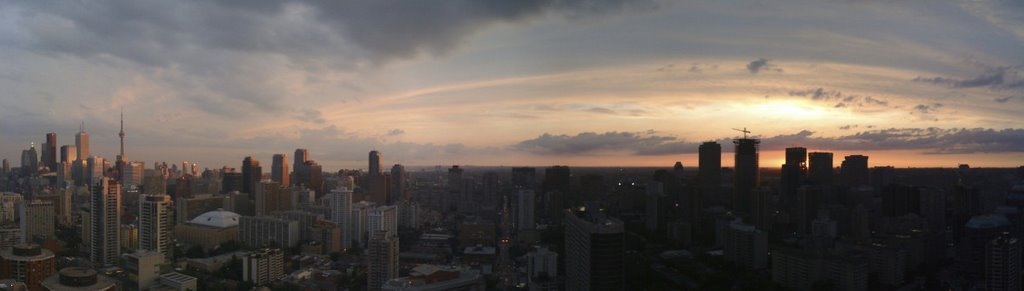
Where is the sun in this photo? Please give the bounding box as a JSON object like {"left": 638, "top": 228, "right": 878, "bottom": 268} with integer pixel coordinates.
{"left": 752, "top": 101, "right": 828, "bottom": 119}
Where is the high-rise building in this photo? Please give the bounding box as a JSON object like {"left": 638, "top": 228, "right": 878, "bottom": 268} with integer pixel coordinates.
{"left": 780, "top": 147, "right": 806, "bottom": 205}
{"left": 255, "top": 181, "right": 291, "bottom": 216}
{"left": 352, "top": 201, "right": 376, "bottom": 247}
{"left": 19, "top": 200, "right": 54, "bottom": 243}
{"left": 733, "top": 138, "right": 759, "bottom": 214}
{"left": 238, "top": 216, "right": 300, "bottom": 248}
{"left": 330, "top": 187, "right": 353, "bottom": 249}
{"left": 44, "top": 133, "right": 57, "bottom": 170}
{"left": 292, "top": 149, "right": 309, "bottom": 187}
{"left": 60, "top": 145, "right": 76, "bottom": 164}
{"left": 85, "top": 156, "right": 105, "bottom": 186}
{"left": 808, "top": 152, "right": 834, "bottom": 187}
{"left": 698, "top": 141, "right": 722, "bottom": 200}
{"left": 20, "top": 144, "right": 38, "bottom": 176}
{"left": 123, "top": 161, "right": 144, "bottom": 188}
{"left": 447, "top": 166, "right": 464, "bottom": 212}
{"left": 390, "top": 164, "right": 407, "bottom": 202}
{"left": 295, "top": 160, "right": 324, "bottom": 195}
{"left": 722, "top": 219, "right": 768, "bottom": 270}
{"left": 986, "top": 234, "right": 1020, "bottom": 291}
{"left": 369, "top": 150, "right": 382, "bottom": 176}
{"left": 242, "top": 156, "right": 262, "bottom": 195}
{"left": 881, "top": 184, "right": 920, "bottom": 218}
{"left": 564, "top": 208, "right": 625, "bottom": 291}
{"left": 242, "top": 248, "right": 285, "bottom": 286}
{"left": 120, "top": 224, "right": 139, "bottom": 251}
{"left": 221, "top": 168, "right": 243, "bottom": 194}
{"left": 90, "top": 178, "right": 121, "bottom": 267}
{"left": 368, "top": 205, "right": 398, "bottom": 238}
{"left": 271, "top": 154, "right": 289, "bottom": 187}
{"left": 512, "top": 167, "right": 537, "bottom": 191}
{"left": 840, "top": 155, "right": 869, "bottom": 188}
{"left": 398, "top": 200, "right": 419, "bottom": 228}
{"left": 517, "top": 190, "right": 536, "bottom": 231}
{"left": 961, "top": 214, "right": 1012, "bottom": 280}
{"left": 139, "top": 194, "right": 173, "bottom": 266}
{"left": 367, "top": 230, "right": 399, "bottom": 291}
{"left": 75, "top": 122, "right": 89, "bottom": 161}
{"left": 0, "top": 243, "right": 56, "bottom": 291}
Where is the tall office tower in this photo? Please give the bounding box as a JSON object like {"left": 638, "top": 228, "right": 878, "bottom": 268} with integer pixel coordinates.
{"left": 807, "top": 152, "right": 834, "bottom": 187}
{"left": 840, "top": 155, "right": 869, "bottom": 188}
{"left": 780, "top": 147, "right": 807, "bottom": 205}
{"left": 986, "top": 234, "right": 1020, "bottom": 291}
{"left": 446, "top": 166, "right": 464, "bottom": 211}
{"left": 881, "top": 184, "right": 921, "bottom": 218}
{"left": 645, "top": 182, "right": 663, "bottom": 233}
{"left": 368, "top": 205, "right": 398, "bottom": 238}
{"left": 238, "top": 216, "right": 300, "bottom": 248}
{"left": 76, "top": 122, "right": 89, "bottom": 161}
{"left": 0, "top": 244, "right": 56, "bottom": 291}
{"left": 44, "top": 133, "right": 57, "bottom": 170}
{"left": 21, "top": 144, "right": 38, "bottom": 176}
{"left": 60, "top": 145, "right": 76, "bottom": 164}
{"left": 512, "top": 167, "right": 537, "bottom": 191}
{"left": 1, "top": 159, "right": 8, "bottom": 177}
{"left": 255, "top": 182, "right": 291, "bottom": 216}
{"left": 85, "top": 156, "right": 105, "bottom": 186}
{"left": 542, "top": 165, "right": 571, "bottom": 201}
{"left": 242, "top": 248, "right": 285, "bottom": 286}
{"left": 564, "top": 208, "right": 625, "bottom": 291}
{"left": 20, "top": 200, "right": 55, "bottom": 243}
{"left": 527, "top": 246, "right": 559, "bottom": 290}
{"left": 329, "top": 187, "right": 353, "bottom": 249}
{"left": 271, "top": 154, "right": 289, "bottom": 186}
{"left": 961, "top": 214, "right": 1012, "bottom": 280}
{"left": 390, "top": 164, "right": 407, "bottom": 202}
{"left": 368, "top": 150, "right": 382, "bottom": 176}
{"left": 242, "top": 156, "right": 262, "bottom": 195}
{"left": 292, "top": 149, "right": 309, "bottom": 186}
{"left": 367, "top": 230, "right": 399, "bottom": 291}
{"left": 733, "top": 138, "right": 759, "bottom": 214}
{"left": 482, "top": 172, "right": 499, "bottom": 206}
{"left": 352, "top": 201, "right": 376, "bottom": 247}
{"left": 306, "top": 160, "right": 324, "bottom": 196}
{"left": 139, "top": 194, "right": 172, "bottom": 265}
{"left": 750, "top": 188, "right": 773, "bottom": 232}
{"left": 221, "top": 168, "right": 243, "bottom": 194}
{"left": 517, "top": 190, "right": 536, "bottom": 231}
{"left": 397, "top": 200, "right": 419, "bottom": 228}
{"left": 698, "top": 141, "right": 722, "bottom": 205}
{"left": 870, "top": 166, "right": 896, "bottom": 190}
{"left": 796, "top": 186, "right": 823, "bottom": 235}
{"left": 723, "top": 219, "right": 768, "bottom": 270}
{"left": 90, "top": 178, "right": 121, "bottom": 267}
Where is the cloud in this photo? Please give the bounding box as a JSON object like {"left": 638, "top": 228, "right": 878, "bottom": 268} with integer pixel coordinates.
{"left": 995, "top": 96, "right": 1017, "bottom": 103}
{"left": 788, "top": 87, "right": 891, "bottom": 109}
{"left": 913, "top": 103, "right": 943, "bottom": 114}
{"left": 513, "top": 127, "right": 1024, "bottom": 156}
{"left": 386, "top": 128, "right": 405, "bottom": 136}
{"left": 913, "top": 65, "right": 1024, "bottom": 90}
{"left": 746, "top": 58, "right": 782, "bottom": 74}
{"left": 294, "top": 108, "right": 326, "bottom": 124}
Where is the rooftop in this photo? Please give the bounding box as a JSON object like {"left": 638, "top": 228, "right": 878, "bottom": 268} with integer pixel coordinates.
{"left": 189, "top": 209, "right": 240, "bottom": 228}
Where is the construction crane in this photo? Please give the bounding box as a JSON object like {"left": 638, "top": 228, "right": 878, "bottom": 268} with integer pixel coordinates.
{"left": 733, "top": 127, "right": 751, "bottom": 138}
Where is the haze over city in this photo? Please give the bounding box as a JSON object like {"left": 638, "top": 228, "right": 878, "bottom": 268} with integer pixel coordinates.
{"left": 2, "top": 0, "right": 1023, "bottom": 169}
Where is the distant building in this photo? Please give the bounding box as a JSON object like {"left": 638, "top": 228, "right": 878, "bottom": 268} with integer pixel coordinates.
{"left": 139, "top": 194, "right": 173, "bottom": 265}
{"left": 985, "top": 234, "right": 1020, "bottom": 291}
{"left": 382, "top": 264, "right": 485, "bottom": 291}
{"left": 808, "top": 152, "right": 834, "bottom": 188}
{"left": 368, "top": 230, "right": 399, "bottom": 291}
{"left": 564, "top": 207, "right": 624, "bottom": 291}
{"left": 960, "top": 214, "right": 1011, "bottom": 279}
{"left": 89, "top": 178, "right": 121, "bottom": 268}
{"left": 733, "top": 138, "right": 759, "bottom": 214}
{"left": 0, "top": 244, "right": 55, "bottom": 291}
{"left": 41, "top": 267, "right": 117, "bottom": 291}
{"left": 242, "top": 249, "right": 285, "bottom": 286}
{"left": 329, "top": 187, "right": 353, "bottom": 249}
{"left": 255, "top": 181, "right": 290, "bottom": 216}
{"left": 174, "top": 209, "right": 240, "bottom": 250}
{"left": 158, "top": 272, "right": 198, "bottom": 291}
{"left": 271, "top": 154, "right": 289, "bottom": 187}
{"left": 239, "top": 216, "right": 300, "bottom": 248}
{"left": 368, "top": 206, "right": 398, "bottom": 240}
{"left": 19, "top": 200, "right": 54, "bottom": 243}
{"left": 242, "top": 156, "right": 262, "bottom": 195}
{"left": 722, "top": 219, "right": 767, "bottom": 270}
{"left": 526, "top": 246, "right": 558, "bottom": 291}
{"left": 122, "top": 250, "right": 162, "bottom": 290}
{"left": 840, "top": 155, "right": 869, "bottom": 188}
{"left": 517, "top": 190, "right": 536, "bottom": 231}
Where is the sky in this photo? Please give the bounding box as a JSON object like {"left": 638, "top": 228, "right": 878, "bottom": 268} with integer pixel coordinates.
{"left": 1, "top": 0, "right": 1023, "bottom": 170}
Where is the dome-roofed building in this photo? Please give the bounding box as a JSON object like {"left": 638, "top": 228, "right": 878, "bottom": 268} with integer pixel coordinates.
{"left": 175, "top": 209, "right": 240, "bottom": 250}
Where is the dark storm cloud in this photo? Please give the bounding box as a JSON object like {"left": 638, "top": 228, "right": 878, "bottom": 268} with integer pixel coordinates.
{"left": 513, "top": 128, "right": 1024, "bottom": 155}
{"left": 746, "top": 58, "right": 782, "bottom": 74}
{"left": 913, "top": 66, "right": 1024, "bottom": 90}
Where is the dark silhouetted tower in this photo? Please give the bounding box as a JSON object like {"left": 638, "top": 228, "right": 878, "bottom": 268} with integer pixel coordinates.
{"left": 271, "top": 154, "right": 289, "bottom": 186}
{"left": 368, "top": 151, "right": 381, "bottom": 176}
{"left": 840, "top": 155, "right": 869, "bottom": 188}
{"left": 390, "top": 164, "right": 406, "bottom": 202}
{"left": 807, "top": 152, "right": 833, "bottom": 187}
{"left": 292, "top": 149, "right": 309, "bottom": 187}
{"left": 698, "top": 142, "right": 722, "bottom": 206}
{"left": 512, "top": 167, "right": 537, "bottom": 191}
{"left": 44, "top": 133, "right": 57, "bottom": 170}
{"left": 242, "top": 157, "right": 262, "bottom": 195}
{"left": 733, "top": 138, "right": 759, "bottom": 214}
{"left": 780, "top": 147, "right": 807, "bottom": 205}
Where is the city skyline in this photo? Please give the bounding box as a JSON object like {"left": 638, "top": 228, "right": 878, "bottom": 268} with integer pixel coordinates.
{"left": 1, "top": 1, "right": 1023, "bottom": 169}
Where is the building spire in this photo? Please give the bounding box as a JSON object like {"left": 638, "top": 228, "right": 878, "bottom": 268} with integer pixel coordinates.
{"left": 118, "top": 109, "right": 126, "bottom": 161}
{"left": 80, "top": 121, "right": 85, "bottom": 133}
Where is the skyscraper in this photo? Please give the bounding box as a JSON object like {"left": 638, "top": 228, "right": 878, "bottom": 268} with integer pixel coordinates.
{"left": 390, "top": 164, "right": 406, "bottom": 202}
{"left": 271, "top": 154, "right": 289, "bottom": 187}
{"left": 447, "top": 166, "right": 464, "bottom": 211}
{"left": 840, "top": 155, "right": 869, "bottom": 188}
{"left": 75, "top": 122, "right": 89, "bottom": 161}
{"left": 564, "top": 207, "right": 625, "bottom": 291}
{"left": 330, "top": 187, "right": 353, "bottom": 249}
{"left": 367, "top": 205, "right": 398, "bottom": 238}
{"left": 733, "top": 138, "right": 759, "bottom": 214}
{"left": 512, "top": 167, "right": 537, "bottom": 191}
{"left": 369, "top": 150, "right": 382, "bottom": 176}
{"left": 90, "top": 178, "right": 121, "bottom": 267}
{"left": 242, "top": 156, "right": 262, "bottom": 195}
{"left": 781, "top": 147, "right": 807, "bottom": 206}
{"left": 20, "top": 200, "right": 54, "bottom": 243}
{"left": 517, "top": 190, "right": 536, "bottom": 231}
{"left": 60, "top": 145, "right": 76, "bottom": 164}
{"left": 139, "top": 194, "right": 173, "bottom": 266}
{"left": 986, "top": 234, "right": 1020, "bottom": 291}
{"left": 292, "top": 148, "right": 308, "bottom": 186}
{"left": 367, "top": 230, "right": 399, "bottom": 291}
{"left": 698, "top": 141, "right": 722, "bottom": 205}
{"left": 44, "top": 133, "right": 57, "bottom": 170}
{"left": 808, "top": 152, "right": 834, "bottom": 187}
